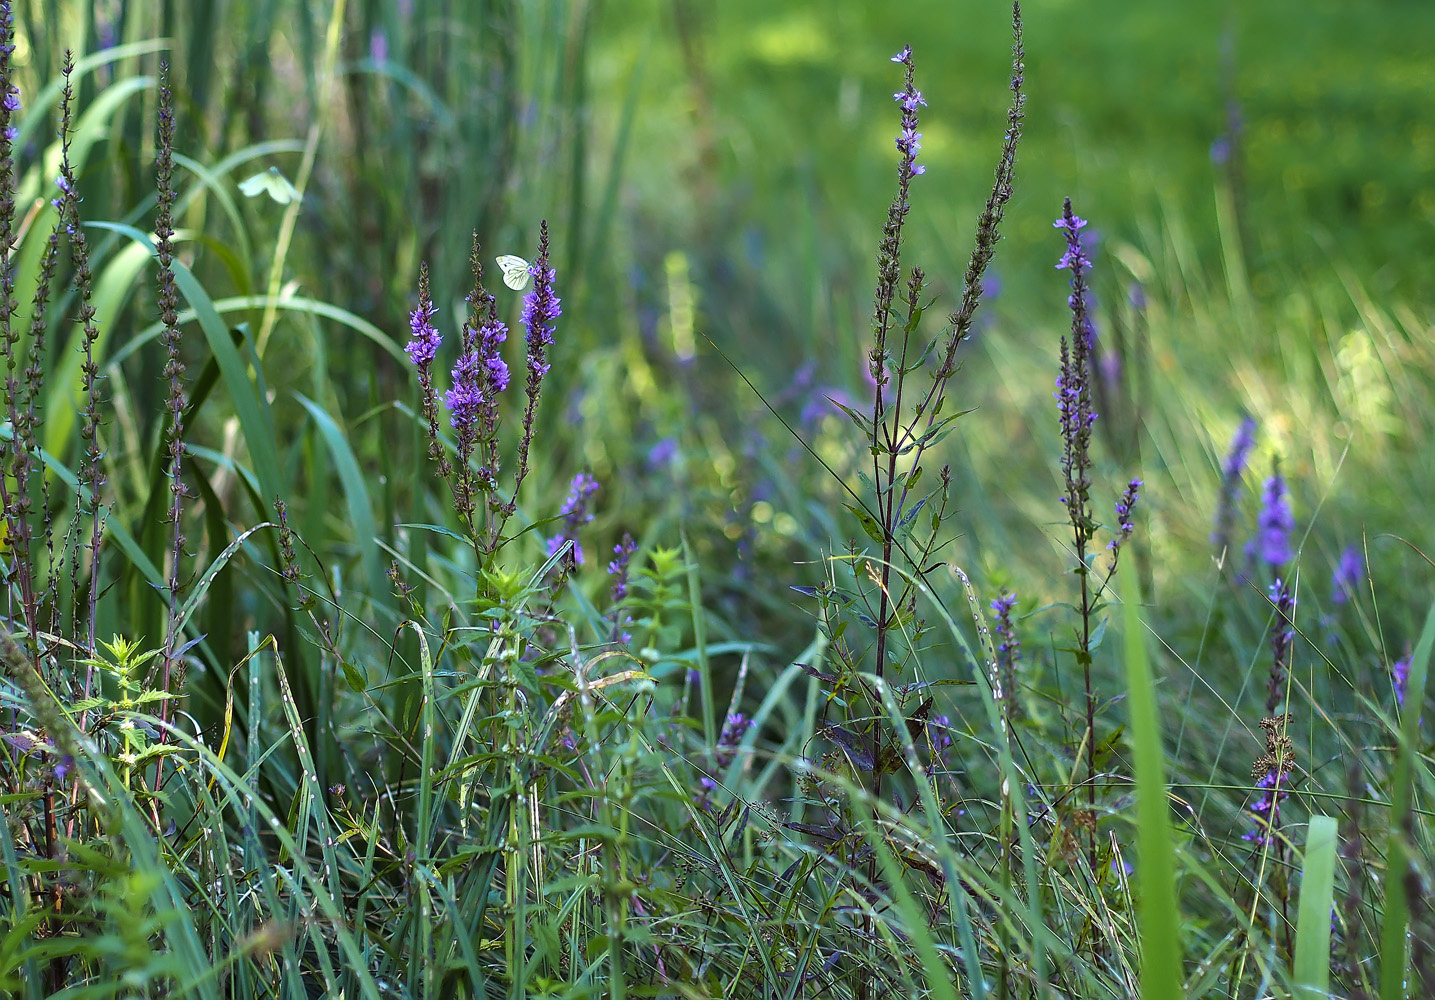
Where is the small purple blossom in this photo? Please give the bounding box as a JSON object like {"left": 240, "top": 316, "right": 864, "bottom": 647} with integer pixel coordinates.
{"left": 53, "top": 754, "right": 75, "bottom": 784}
{"left": 701, "top": 712, "right": 755, "bottom": 795}
{"left": 927, "top": 713, "right": 952, "bottom": 754}
{"left": 990, "top": 590, "right": 1022, "bottom": 718}
{"left": 1330, "top": 546, "right": 1363, "bottom": 605}
{"left": 1265, "top": 578, "right": 1296, "bottom": 715}
{"left": 1108, "top": 478, "right": 1142, "bottom": 551}
{"left": 3, "top": 88, "right": 18, "bottom": 113}
{"left": 521, "top": 254, "right": 562, "bottom": 381}
{"left": 1394, "top": 655, "right": 1411, "bottom": 709}
{"left": 1247, "top": 473, "right": 1294, "bottom": 568}
{"left": 1212, "top": 416, "right": 1258, "bottom": 553}
{"left": 545, "top": 472, "right": 599, "bottom": 567}
{"left": 1054, "top": 200, "right": 1097, "bottom": 528}
{"left": 1242, "top": 770, "right": 1286, "bottom": 848}
{"left": 1128, "top": 281, "right": 1146, "bottom": 312}
{"left": 889, "top": 46, "right": 926, "bottom": 182}
{"left": 1054, "top": 210, "right": 1091, "bottom": 273}
{"left": 608, "top": 533, "right": 638, "bottom": 602}
{"left": 646, "top": 438, "right": 679, "bottom": 469}
{"left": 369, "top": 29, "right": 389, "bottom": 64}
{"left": 1222, "top": 418, "right": 1258, "bottom": 482}
{"left": 405, "top": 292, "right": 441, "bottom": 368}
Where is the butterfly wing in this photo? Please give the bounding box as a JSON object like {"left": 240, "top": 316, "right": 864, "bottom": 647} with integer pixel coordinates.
{"left": 495, "top": 255, "right": 532, "bottom": 290}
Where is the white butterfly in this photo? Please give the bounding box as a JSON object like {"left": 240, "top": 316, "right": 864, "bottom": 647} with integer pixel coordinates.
{"left": 495, "top": 254, "right": 532, "bottom": 291}
{"left": 237, "top": 166, "right": 301, "bottom": 204}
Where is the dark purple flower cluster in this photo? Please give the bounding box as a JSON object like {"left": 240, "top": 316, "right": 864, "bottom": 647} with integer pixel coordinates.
{"left": 1108, "top": 478, "right": 1142, "bottom": 553}
{"left": 1248, "top": 473, "right": 1294, "bottom": 568}
{"left": 1394, "top": 655, "right": 1412, "bottom": 709}
{"left": 546, "top": 472, "right": 599, "bottom": 566}
{"left": 1211, "top": 416, "right": 1257, "bottom": 554}
{"left": 1054, "top": 200, "right": 1097, "bottom": 528}
{"left": 1243, "top": 770, "right": 1288, "bottom": 849}
{"left": 890, "top": 46, "right": 928, "bottom": 181}
{"left": 444, "top": 312, "right": 509, "bottom": 437}
{"left": 990, "top": 590, "right": 1022, "bottom": 719}
{"left": 927, "top": 713, "right": 953, "bottom": 754}
{"left": 1265, "top": 578, "right": 1296, "bottom": 715}
{"left": 521, "top": 243, "right": 562, "bottom": 385}
{"left": 405, "top": 290, "right": 441, "bottom": 368}
{"left": 608, "top": 533, "right": 638, "bottom": 601}
{"left": 1330, "top": 546, "right": 1363, "bottom": 605}
{"left": 700, "top": 712, "right": 754, "bottom": 795}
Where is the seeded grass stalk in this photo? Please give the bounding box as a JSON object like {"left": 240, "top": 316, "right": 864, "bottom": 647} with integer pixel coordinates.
{"left": 1379, "top": 602, "right": 1435, "bottom": 1000}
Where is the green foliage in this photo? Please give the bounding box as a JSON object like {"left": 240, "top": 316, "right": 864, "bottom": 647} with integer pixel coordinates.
{"left": 1, "top": 1, "right": 1431, "bottom": 998}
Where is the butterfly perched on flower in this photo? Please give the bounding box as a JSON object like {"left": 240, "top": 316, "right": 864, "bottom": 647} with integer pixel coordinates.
{"left": 495, "top": 255, "right": 532, "bottom": 291}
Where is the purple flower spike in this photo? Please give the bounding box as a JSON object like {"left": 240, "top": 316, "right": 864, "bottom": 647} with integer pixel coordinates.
{"left": 1393, "top": 655, "right": 1411, "bottom": 709}
{"left": 545, "top": 472, "right": 599, "bottom": 568}
{"left": 1330, "top": 546, "right": 1363, "bottom": 605}
{"left": 1247, "top": 473, "right": 1294, "bottom": 568}
{"left": 1107, "top": 478, "right": 1143, "bottom": 559}
{"left": 405, "top": 289, "right": 441, "bottom": 368}
{"left": 890, "top": 47, "right": 926, "bottom": 182}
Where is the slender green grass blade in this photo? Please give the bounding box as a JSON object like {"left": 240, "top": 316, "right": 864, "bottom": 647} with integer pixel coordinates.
{"left": 1294, "top": 814, "right": 1339, "bottom": 1000}
{"left": 1120, "top": 557, "right": 1182, "bottom": 1000}
{"left": 295, "top": 392, "right": 387, "bottom": 609}
{"left": 1379, "top": 602, "right": 1435, "bottom": 1000}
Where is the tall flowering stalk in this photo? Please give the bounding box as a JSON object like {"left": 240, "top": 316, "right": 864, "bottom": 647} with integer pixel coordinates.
{"left": 55, "top": 55, "right": 107, "bottom": 668}
{"left": 155, "top": 64, "right": 190, "bottom": 733}
{"left": 1050, "top": 199, "right": 1146, "bottom": 867}
{"left": 990, "top": 590, "right": 1022, "bottom": 723}
{"left": 1212, "top": 416, "right": 1256, "bottom": 562}
{"left": 512, "top": 220, "right": 561, "bottom": 517}
{"left": 544, "top": 472, "right": 599, "bottom": 578}
{"left": 1247, "top": 470, "right": 1294, "bottom": 569}
{"left": 0, "top": 1, "right": 36, "bottom": 651}
{"left": 405, "top": 222, "right": 560, "bottom": 575}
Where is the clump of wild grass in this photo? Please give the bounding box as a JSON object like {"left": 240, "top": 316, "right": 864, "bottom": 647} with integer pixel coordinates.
{"left": 1, "top": 3, "right": 1432, "bottom": 998}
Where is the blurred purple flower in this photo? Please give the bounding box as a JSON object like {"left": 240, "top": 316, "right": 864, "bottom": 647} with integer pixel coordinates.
{"left": 1247, "top": 473, "right": 1294, "bottom": 568}
{"left": 647, "top": 438, "right": 679, "bottom": 469}
{"left": 1394, "top": 655, "right": 1411, "bottom": 709}
{"left": 1330, "top": 546, "right": 1363, "bottom": 605}
{"left": 546, "top": 472, "right": 599, "bottom": 567}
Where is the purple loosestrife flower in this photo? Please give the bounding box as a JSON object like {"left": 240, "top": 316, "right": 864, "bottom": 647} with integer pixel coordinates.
{"left": 990, "top": 590, "right": 1022, "bottom": 720}
{"left": 1265, "top": 578, "right": 1296, "bottom": 715}
{"left": 405, "top": 272, "right": 441, "bottom": 368}
{"left": 1054, "top": 199, "right": 1097, "bottom": 534}
{"left": 1245, "top": 717, "right": 1293, "bottom": 849}
{"left": 608, "top": 533, "right": 638, "bottom": 601}
{"left": 1211, "top": 415, "right": 1257, "bottom": 555}
{"left": 1393, "top": 655, "right": 1411, "bottom": 709}
{"left": 1107, "top": 478, "right": 1142, "bottom": 554}
{"left": 511, "top": 221, "right": 560, "bottom": 509}
{"left": 607, "top": 533, "right": 638, "bottom": 643}
{"left": 1247, "top": 472, "right": 1294, "bottom": 569}
{"left": 1331, "top": 546, "right": 1363, "bottom": 605}
{"left": 700, "top": 712, "right": 754, "bottom": 798}
{"left": 406, "top": 264, "right": 453, "bottom": 479}
{"left": 889, "top": 39, "right": 928, "bottom": 177}
{"left": 546, "top": 472, "right": 599, "bottom": 568}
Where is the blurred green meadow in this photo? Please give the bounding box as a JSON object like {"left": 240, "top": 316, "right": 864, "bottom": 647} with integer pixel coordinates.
{"left": 3, "top": 0, "right": 1434, "bottom": 996}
